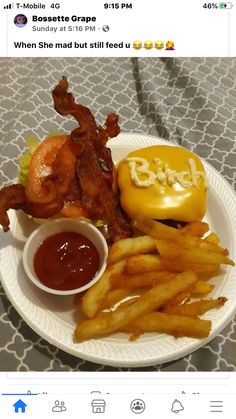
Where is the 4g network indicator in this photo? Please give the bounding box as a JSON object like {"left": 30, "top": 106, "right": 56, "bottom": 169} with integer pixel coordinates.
{"left": 0, "top": 0, "right": 236, "bottom": 56}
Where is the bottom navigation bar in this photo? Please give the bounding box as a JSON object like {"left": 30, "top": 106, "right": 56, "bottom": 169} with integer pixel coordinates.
{"left": 0, "top": 394, "right": 234, "bottom": 418}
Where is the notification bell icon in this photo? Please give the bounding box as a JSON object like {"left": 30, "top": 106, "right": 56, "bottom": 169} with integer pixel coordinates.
{"left": 171, "top": 399, "right": 184, "bottom": 413}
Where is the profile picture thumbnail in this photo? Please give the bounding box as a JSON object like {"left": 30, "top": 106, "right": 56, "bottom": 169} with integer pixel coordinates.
{"left": 14, "top": 14, "right": 27, "bottom": 28}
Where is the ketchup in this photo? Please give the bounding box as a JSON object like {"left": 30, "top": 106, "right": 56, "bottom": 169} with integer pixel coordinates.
{"left": 34, "top": 232, "right": 100, "bottom": 291}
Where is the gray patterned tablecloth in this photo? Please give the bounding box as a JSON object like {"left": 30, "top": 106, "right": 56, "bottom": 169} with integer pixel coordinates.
{"left": 0, "top": 57, "right": 236, "bottom": 371}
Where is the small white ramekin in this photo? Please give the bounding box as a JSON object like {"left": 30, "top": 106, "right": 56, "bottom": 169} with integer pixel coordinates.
{"left": 22, "top": 218, "right": 108, "bottom": 296}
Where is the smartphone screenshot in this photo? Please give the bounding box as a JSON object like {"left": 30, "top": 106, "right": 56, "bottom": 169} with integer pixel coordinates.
{"left": 0, "top": 0, "right": 236, "bottom": 56}
{"left": 0, "top": 1, "right": 236, "bottom": 418}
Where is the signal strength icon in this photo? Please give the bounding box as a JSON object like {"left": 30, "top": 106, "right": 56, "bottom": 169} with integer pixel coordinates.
{"left": 4, "top": 3, "right": 13, "bottom": 9}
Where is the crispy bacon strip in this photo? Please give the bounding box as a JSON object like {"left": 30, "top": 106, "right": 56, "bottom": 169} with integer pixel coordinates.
{"left": 0, "top": 184, "right": 64, "bottom": 231}
{"left": 52, "top": 77, "right": 98, "bottom": 142}
{"left": 0, "top": 185, "right": 26, "bottom": 232}
{"left": 52, "top": 77, "right": 117, "bottom": 190}
{"left": 52, "top": 77, "right": 131, "bottom": 241}
{"left": 46, "top": 137, "right": 83, "bottom": 196}
{"left": 52, "top": 76, "right": 120, "bottom": 162}
{"left": 78, "top": 141, "right": 131, "bottom": 241}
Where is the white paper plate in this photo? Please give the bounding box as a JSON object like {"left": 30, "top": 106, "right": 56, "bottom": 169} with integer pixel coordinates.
{"left": 1, "top": 133, "right": 236, "bottom": 367}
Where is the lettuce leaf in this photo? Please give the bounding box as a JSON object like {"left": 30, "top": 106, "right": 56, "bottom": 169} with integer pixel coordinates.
{"left": 18, "top": 134, "right": 40, "bottom": 186}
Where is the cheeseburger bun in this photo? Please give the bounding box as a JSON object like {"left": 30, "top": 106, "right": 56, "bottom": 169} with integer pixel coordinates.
{"left": 117, "top": 145, "right": 208, "bottom": 223}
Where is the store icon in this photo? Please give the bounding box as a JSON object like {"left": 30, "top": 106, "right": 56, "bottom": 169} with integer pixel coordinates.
{"left": 91, "top": 399, "right": 106, "bottom": 413}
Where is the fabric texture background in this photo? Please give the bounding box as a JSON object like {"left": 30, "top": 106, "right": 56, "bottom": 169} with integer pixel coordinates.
{"left": 0, "top": 57, "right": 236, "bottom": 371}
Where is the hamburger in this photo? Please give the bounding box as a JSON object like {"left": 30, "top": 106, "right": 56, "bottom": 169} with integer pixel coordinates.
{"left": 0, "top": 77, "right": 132, "bottom": 242}
{"left": 117, "top": 145, "right": 208, "bottom": 224}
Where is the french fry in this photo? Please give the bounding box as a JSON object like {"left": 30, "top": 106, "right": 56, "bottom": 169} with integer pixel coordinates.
{"left": 124, "top": 312, "right": 211, "bottom": 339}
{"left": 164, "top": 297, "right": 227, "bottom": 317}
{"left": 162, "top": 281, "right": 215, "bottom": 311}
{"left": 198, "top": 241, "right": 228, "bottom": 255}
{"left": 181, "top": 221, "right": 209, "bottom": 237}
{"left": 156, "top": 240, "right": 234, "bottom": 266}
{"left": 133, "top": 216, "right": 186, "bottom": 242}
{"left": 191, "top": 280, "right": 214, "bottom": 296}
{"left": 75, "top": 271, "right": 198, "bottom": 341}
{"left": 167, "top": 234, "right": 227, "bottom": 255}
{"left": 179, "top": 236, "right": 227, "bottom": 255}
{"left": 134, "top": 216, "right": 225, "bottom": 254}
{"left": 112, "top": 271, "right": 176, "bottom": 289}
{"left": 101, "top": 288, "right": 146, "bottom": 311}
{"left": 81, "top": 260, "right": 126, "bottom": 318}
{"left": 162, "top": 260, "right": 220, "bottom": 276}
{"left": 115, "top": 295, "right": 141, "bottom": 310}
{"left": 126, "top": 254, "right": 164, "bottom": 274}
{"left": 108, "top": 235, "right": 156, "bottom": 265}
{"left": 162, "top": 292, "right": 190, "bottom": 310}
{"left": 204, "top": 232, "right": 220, "bottom": 245}
{"left": 134, "top": 216, "right": 210, "bottom": 243}
{"left": 101, "top": 288, "right": 133, "bottom": 309}
{"left": 106, "top": 280, "right": 195, "bottom": 312}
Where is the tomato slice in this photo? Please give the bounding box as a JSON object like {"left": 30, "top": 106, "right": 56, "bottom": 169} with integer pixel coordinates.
{"left": 28, "top": 135, "right": 88, "bottom": 218}
{"left": 60, "top": 200, "right": 89, "bottom": 218}
{"left": 27, "top": 134, "right": 89, "bottom": 218}
{"left": 28, "top": 135, "right": 69, "bottom": 197}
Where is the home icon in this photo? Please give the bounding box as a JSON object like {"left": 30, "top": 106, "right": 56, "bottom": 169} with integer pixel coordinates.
{"left": 13, "top": 399, "right": 27, "bottom": 413}
{"left": 91, "top": 399, "right": 106, "bottom": 413}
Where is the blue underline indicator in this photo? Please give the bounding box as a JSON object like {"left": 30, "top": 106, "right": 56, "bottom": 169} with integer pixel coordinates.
{"left": 2, "top": 393, "right": 39, "bottom": 396}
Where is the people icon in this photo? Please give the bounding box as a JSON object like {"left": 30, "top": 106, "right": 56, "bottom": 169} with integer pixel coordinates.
{"left": 52, "top": 400, "right": 67, "bottom": 412}
{"left": 14, "top": 14, "right": 27, "bottom": 28}
{"left": 165, "top": 40, "right": 175, "bottom": 50}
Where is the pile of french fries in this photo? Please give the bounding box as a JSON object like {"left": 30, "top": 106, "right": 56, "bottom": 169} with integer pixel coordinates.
{"left": 75, "top": 216, "right": 234, "bottom": 342}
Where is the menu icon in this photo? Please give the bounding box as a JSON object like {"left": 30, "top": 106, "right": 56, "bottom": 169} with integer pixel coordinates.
{"left": 210, "top": 400, "right": 223, "bottom": 413}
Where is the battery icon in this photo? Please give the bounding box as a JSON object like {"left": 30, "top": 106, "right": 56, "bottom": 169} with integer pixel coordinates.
{"left": 219, "top": 2, "right": 233, "bottom": 8}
